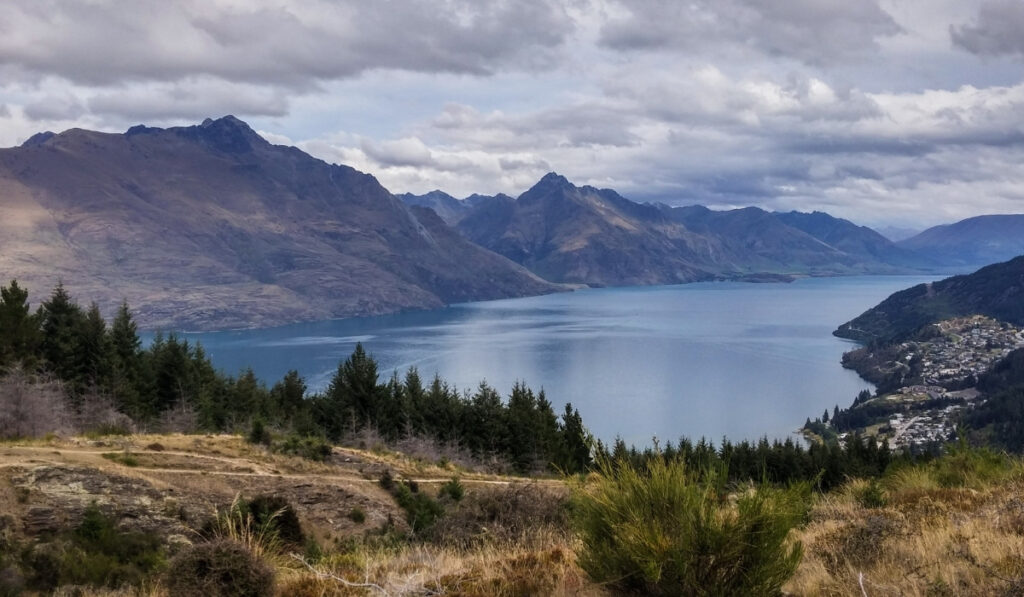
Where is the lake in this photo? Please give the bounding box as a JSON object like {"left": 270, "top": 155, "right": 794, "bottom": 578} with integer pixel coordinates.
{"left": 171, "top": 276, "right": 939, "bottom": 446}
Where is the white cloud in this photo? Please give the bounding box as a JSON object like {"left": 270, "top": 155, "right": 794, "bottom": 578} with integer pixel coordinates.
{"left": 0, "top": 0, "right": 1021, "bottom": 228}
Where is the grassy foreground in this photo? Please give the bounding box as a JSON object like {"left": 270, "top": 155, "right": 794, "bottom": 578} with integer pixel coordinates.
{"left": 1, "top": 434, "right": 1023, "bottom": 595}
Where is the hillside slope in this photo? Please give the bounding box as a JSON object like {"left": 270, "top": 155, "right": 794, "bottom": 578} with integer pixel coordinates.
{"left": 456, "top": 173, "right": 934, "bottom": 286}
{"left": 834, "top": 255, "right": 1024, "bottom": 343}
{"left": 0, "top": 117, "right": 559, "bottom": 329}
{"left": 457, "top": 173, "right": 717, "bottom": 286}
{"left": 898, "top": 214, "right": 1024, "bottom": 267}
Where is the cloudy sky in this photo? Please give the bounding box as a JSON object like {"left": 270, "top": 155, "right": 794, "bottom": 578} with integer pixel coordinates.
{"left": 2, "top": 0, "right": 1023, "bottom": 228}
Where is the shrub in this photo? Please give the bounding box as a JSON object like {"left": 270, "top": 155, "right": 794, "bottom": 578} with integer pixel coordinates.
{"left": 101, "top": 452, "right": 139, "bottom": 467}
{"left": 930, "top": 442, "right": 1014, "bottom": 489}
{"left": 18, "top": 504, "right": 166, "bottom": 592}
{"left": 205, "top": 495, "right": 303, "bottom": 555}
{"left": 348, "top": 507, "right": 366, "bottom": 524}
{"left": 392, "top": 481, "right": 444, "bottom": 533}
{"left": 241, "top": 495, "right": 304, "bottom": 547}
{"left": 247, "top": 419, "right": 272, "bottom": 446}
{"left": 272, "top": 434, "right": 332, "bottom": 461}
{"left": 429, "top": 483, "right": 568, "bottom": 547}
{"left": 439, "top": 477, "right": 465, "bottom": 502}
{"left": 571, "top": 457, "right": 809, "bottom": 596}
{"left": 165, "top": 539, "right": 274, "bottom": 597}
{"left": 857, "top": 479, "right": 887, "bottom": 509}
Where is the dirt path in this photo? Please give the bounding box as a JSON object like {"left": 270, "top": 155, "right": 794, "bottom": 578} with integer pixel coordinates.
{"left": 0, "top": 444, "right": 559, "bottom": 486}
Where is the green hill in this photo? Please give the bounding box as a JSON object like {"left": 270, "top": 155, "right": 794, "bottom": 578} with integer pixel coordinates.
{"left": 834, "top": 255, "right": 1024, "bottom": 344}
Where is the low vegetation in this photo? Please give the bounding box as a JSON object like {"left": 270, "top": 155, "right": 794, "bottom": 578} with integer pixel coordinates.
{"left": 0, "top": 504, "right": 166, "bottom": 595}
{"left": 6, "top": 279, "right": 1024, "bottom": 594}
{"left": 572, "top": 457, "right": 810, "bottom": 596}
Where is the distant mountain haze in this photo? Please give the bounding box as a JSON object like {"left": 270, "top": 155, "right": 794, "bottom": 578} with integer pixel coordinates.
{"left": 897, "top": 215, "right": 1024, "bottom": 268}
{"left": 0, "top": 116, "right": 559, "bottom": 329}
{"left": 396, "top": 190, "right": 499, "bottom": 226}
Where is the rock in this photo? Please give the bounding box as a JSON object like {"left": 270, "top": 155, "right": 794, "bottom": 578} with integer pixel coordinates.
{"left": 23, "top": 506, "right": 60, "bottom": 535}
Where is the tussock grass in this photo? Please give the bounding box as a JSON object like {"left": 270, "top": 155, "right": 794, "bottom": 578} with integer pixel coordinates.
{"left": 789, "top": 447, "right": 1024, "bottom": 596}
{"left": 571, "top": 457, "right": 810, "bottom": 596}
{"left": 277, "top": 530, "right": 592, "bottom": 596}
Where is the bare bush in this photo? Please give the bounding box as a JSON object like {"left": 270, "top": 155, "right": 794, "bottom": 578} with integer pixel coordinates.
{"left": 0, "top": 368, "right": 72, "bottom": 439}
{"left": 341, "top": 425, "right": 389, "bottom": 453}
{"left": 155, "top": 397, "right": 199, "bottom": 434}
{"left": 392, "top": 434, "right": 502, "bottom": 473}
{"left": 75, "top": 391, "right": 136, "bottom": 435}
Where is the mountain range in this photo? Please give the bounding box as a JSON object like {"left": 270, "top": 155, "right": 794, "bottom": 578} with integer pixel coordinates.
{"left": 2, "top": 116, "right": 1021, "bottom": 330}
{"left": 406, "top": 173, "right": 937, "bottom": 287}
{"left": 0, "top": 116, "right": 558, "bottom": 329}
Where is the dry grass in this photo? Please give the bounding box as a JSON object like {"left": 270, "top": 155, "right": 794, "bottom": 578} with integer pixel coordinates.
{"left": 788, "top": 472, "right": 1024, "bottom": 596}
{"left": 17, "top": 433, "right": 1024, "bottom": 597}
{"left": 276, "top": 530, "right": 602, "bottom": 596}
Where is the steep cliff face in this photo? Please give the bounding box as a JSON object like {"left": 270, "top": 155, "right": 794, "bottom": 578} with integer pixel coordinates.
{"left": 0, "top": 117, "right": 559, "bottom": 329}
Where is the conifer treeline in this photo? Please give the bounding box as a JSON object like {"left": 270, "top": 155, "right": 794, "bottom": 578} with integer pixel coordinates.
{"left": 596, "top": 432, "right": 896, "bottom": 492}
{"left": 1, "top": 279, "right": 906, "bottom": 484}
{"left": 0, "top": 281, "right": 592, "bottom": 473}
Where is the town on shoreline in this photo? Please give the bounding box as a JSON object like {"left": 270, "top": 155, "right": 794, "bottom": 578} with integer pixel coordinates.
{"left": 804, "top": 315, "right": 1024, "bottom": 449}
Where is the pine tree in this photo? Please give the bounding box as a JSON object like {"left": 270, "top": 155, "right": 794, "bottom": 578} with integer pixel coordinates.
{"left": 506, "top": 381, "right": 539, "bottom": 472}
{"left": 0, "top": 279, "right": 41, "bottom": 369}
{"left": 325, "top": 343, "right": 381, "bottom": 432}
{"left": 39, "top": 282, "right": 87, "bottom": 388}
{"left": 401, "top": 367, "right": 427, "bottom": 435}
{"left": 270, "top": 370, "right": 307, "bottom": 420}
{"left": 464, "top": 381, "right": 506, "bottom": 455}
{"left": 560, "top": 402, "right": 591, "bottom": 473}
{"left": 231, "top": 368, "right": 267, "bottom": 420}
{"left": 534, "top": 390, "right": 561, "bottom": 470}
{"left": 108, "top": 300, "right": 144, "bottom": 416}
{"left": 77, "top": 302, "right": 111, "bottom": 391}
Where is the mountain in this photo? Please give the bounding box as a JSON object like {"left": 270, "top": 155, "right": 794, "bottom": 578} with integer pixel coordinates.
{"left": 897, "top": 214, "right": 1024, "bottom": 267}
{"left": 455, "top": 173, "right": 934, "bottom": 287}
{"left": 666, "top": 205, "right": 863, "bottom": 273}
{"left": 876, "top": 225, "right": 920, "bottom": 242}
{"left": 773, "top": 211, "right": 934, "bottom": 269}
{"left": 0, "top": 117, "right": 559, "bottom": 329}
{"left": 834, "top": 255, "right": 1024, "bottom": 344}
{"left": 456, "top": 173, "right": 718, "bottom": 286}
{"left": 396, "top": 190, "right": 498, "bottom": 226}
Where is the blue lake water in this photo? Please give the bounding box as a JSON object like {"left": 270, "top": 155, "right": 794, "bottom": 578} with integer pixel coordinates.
{"left": 167, "top": 276, "right": 939, "bottom": 446}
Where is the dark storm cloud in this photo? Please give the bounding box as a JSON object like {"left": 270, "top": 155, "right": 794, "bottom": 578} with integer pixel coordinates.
{"left": 951, "top": 1, "right": 1024, "bottom": 57}
{"left": 599, "top": 0, "right": 901, "bottom": 64}
{"left": 0, "top": 0, "right": 574, "bottom": 88}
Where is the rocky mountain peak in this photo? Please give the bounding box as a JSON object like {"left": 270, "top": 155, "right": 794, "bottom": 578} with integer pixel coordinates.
{"left": 20, "top": 131, "right": 56, "bottom": 147}
{"left": 185, "top": 115, "right": 267, "bottom": 154}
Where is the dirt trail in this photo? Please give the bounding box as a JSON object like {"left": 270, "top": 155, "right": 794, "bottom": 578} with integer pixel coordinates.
{"left": 0, "top": 443, "right": 557, "bottom": 486}
{"left": 0, "top": 435, "right": 564, "bottom": 546}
